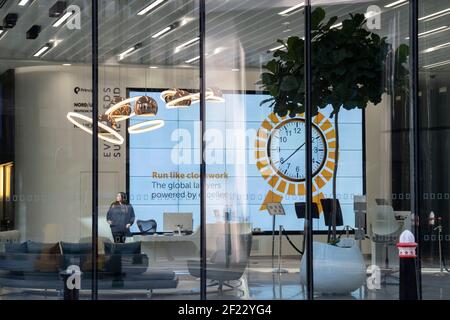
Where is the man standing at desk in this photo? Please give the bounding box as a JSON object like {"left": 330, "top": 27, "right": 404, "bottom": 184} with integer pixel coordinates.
{"left": 107, "top": 192, "right": 135, "bottom": 243}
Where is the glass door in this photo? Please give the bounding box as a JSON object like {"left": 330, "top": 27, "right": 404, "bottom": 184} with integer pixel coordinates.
{"left": 97, "top": 0, "right": 201, "bottom": 300}
{"left": 205, "top": 0, "right": 307, "bottom": 300}
{"left": 310, "top": 0, "right": 413, "bottom": 300}
{"left": 0, "top": 0, "right": 93, "bottom": 299}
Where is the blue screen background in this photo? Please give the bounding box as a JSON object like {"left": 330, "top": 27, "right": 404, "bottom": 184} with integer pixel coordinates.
{"left": 129, "top": 90, "right": 363, "bottom": 232}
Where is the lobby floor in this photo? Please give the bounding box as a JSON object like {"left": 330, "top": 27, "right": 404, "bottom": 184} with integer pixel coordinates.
{"left": 1, "top": 256, "right": 450, "bottom": 300}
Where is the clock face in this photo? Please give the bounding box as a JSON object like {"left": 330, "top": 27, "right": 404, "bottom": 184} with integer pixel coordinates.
{"left": 267, "top": 118, "right": 327, "bottom": 182}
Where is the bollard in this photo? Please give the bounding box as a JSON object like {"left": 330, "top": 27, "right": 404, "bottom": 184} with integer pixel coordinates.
{"left": 60, "top": 265, "right": 82, "bottom": 300}
{"left": 396, "top": 230, "right": 418, "bottom": 300}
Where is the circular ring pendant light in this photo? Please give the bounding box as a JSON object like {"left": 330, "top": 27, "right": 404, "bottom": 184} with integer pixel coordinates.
{"left": 128, "top": 119, "right": 165, "bottom": 134}
{"left": 66, "top": 112, "right": 125, "bottom": 145}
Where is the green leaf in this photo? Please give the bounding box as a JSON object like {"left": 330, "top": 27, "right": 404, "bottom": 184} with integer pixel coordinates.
{"left": 323, "top": 16, "right": 338, "bottom": 30}
{"left": 311, "top": 7, "right": 326, "bottom": 30}
{"left": 261, "top": 73, "right": 276, "bottom": 86}
{"left": 259, "top": 98, "right": 274, "bottom": 107}
{"left": 280, "top": 75, "right": 299, "bottom": 91}
{"left": 265, "top": 60, "right": 278, "bottom": 74}
{"left": 259, "top": 6, "right": 409, "bottom": 119}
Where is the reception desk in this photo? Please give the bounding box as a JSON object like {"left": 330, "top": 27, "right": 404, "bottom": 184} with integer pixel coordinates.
{"left": 132, "top": 222, "right": 252, "bottom": 263}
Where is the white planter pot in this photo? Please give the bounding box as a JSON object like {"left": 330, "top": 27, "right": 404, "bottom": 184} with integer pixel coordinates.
{"left": 300, "top": 241, "right": 366, "bottom": 294}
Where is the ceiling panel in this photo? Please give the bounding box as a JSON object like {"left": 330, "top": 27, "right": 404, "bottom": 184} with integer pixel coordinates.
{"left": 0, "top": 0, "right": 448, "bottom": 72}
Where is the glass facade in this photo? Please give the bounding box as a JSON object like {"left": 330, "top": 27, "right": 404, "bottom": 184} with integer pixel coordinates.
{"left": 0, "top": 0, "right": 448, "bottom": 300}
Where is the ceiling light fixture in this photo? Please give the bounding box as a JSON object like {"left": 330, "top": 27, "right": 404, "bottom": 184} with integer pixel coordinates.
{"left": 330, "top": 22, "right": 342, "bottom": 29}
{"left": 137, "top": 0, "right": 167, "bottom": 16}
{"left": 384, "top": 0, "right": 407, "bottom": 8}
{"left": 278, "top": 3, "right": 304, "bottom": 16}
{"left": 18, "top": 0, "right": 31, "bottom": 6}
{"left": 34, "top": 43, "right": 53, "bottom": 57}
{"left": 26, "top": 25, "right": 41, "bottom": 39}
{"left": 118, "top": 43, "right": 142, "bottom": 60}
{"left": 175, "top": 37, "right": 199, "bottom": 53}
{"left": 128, "top": 120, "right": 165, "bottom": 134}
{"left": 52, "top": 10, "right": 74, "bottom": 27}
{"left": 3, "top": 13, "right": 18, "bottom": 28}
{"left": 152, "top": 23, "right": 178, "bottom": 39}
{"left": 406, "top": 26, "right": 450, "bottom": 39}
{"left": 423, "top": 59, "right": 450, "bottom": 69}
{"left": 422, "top": 42, "right": 450, "bottom": 54}
{"left": 269, "top": 44, "right": 284, "bottom": 52}
{"left": 161, "top": 89, "right": 193, "bottom": 108}
{"left": 185, "top": 56, "right": 200, "bottom": 63}
{"left": 149, "top": 66, "right": 158, "bottom": 69}
{"left": 105, "top": 96, "right": 137, "bottom": 121}
{"left": 0, "top": 27, "right": 7, "bottom": 40}
{"left": 419, "top": 8, "right": 450, "bottom": 22}
{"left": 66, "top": 112, "right": 125, "bottom": 145}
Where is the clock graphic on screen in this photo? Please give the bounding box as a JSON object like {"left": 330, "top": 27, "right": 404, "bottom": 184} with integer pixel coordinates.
{"left": 255, "top": 112, "right": 336, "bottom": 212}
{"left": 267, "top": 118, "right": 327, "bottom": 182}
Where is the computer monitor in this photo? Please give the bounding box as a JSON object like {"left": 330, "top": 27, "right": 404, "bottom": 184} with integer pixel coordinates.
{"left": 294, "top": 202, "right": 320, "bottom": 219}
{"left": 163, "top": 212, "right": 193, "bottom": 232}
{"left": 320, "top": 199, "right": 344, "bottom": 227}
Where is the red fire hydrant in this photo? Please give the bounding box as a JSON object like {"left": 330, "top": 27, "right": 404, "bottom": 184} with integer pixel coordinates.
{"left": 396, "top": 230, "right": 419, "bottom": 300}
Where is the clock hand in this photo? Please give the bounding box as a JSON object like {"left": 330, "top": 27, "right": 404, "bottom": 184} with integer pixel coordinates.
{"left": 281, "top": 142, "right": 305, "bottom": 165}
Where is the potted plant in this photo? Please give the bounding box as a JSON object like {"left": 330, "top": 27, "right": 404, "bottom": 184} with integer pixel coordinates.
{"left": 259, "top": 7, "right": 409, "bottom": 242}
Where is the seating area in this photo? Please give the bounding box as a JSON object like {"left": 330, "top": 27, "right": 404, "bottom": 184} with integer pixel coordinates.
{"left": 0, "top": 241, "right": 178, "bottom": 292}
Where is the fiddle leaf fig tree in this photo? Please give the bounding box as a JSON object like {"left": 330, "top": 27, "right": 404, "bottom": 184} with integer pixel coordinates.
{"left": 259, "top": 7, "right": 409, "bottom": 241}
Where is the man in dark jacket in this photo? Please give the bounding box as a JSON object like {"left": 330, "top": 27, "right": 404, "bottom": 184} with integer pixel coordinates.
{"left": 107, "top": 192, "right": 135, "bottom": 243}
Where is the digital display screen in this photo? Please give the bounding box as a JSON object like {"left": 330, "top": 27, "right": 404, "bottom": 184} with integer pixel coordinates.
{"left": 129, "top": 90, "right": 363, "bottom": 232}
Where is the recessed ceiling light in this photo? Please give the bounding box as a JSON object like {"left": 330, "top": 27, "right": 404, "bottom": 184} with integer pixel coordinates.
{"left": 175, "top": 37, "right": 199, "bottom": 53}
{"left": 422, "top": 42, "right": 450, "bottom": 54}
{"left": 62, "top": 63, "right": 71, "bottom": 66}
{"left": 330, "top": 22, "right": 342, "bottom": 29}
{"left": 278, "top": 3, "right": 304, "bottom": 16}
{"left": 423, "top": 59, "right": 450, "bottom": 69}
{"left": 269, "top": 44, "right": 284, "bottom": 52}
{"left": 137, "top": 0, "right": 167, "bottom": 16}
{"left": 52, "top": 10, "right": 74, "bottom": 27}
{"left": 406, "top": 26, "right": 450, "bottom": 39}
{"left": 384, "top": 0, "right": 407, "bottom": 8}
{"left": 18, "top": 0, "right": 32, "bottom": 6}
{"left": 152, "top": 24, "right": 176, "bottom": 39}
{"left": 185, "top": 56, "right": 200, "bottom": 64}
{"left": 118, "top": 43, "right": 143, "bottom": 60}
{"left": 34, "top": 43, "right": 53, "bottom": 57}
{"left": 149, "top": 66, "right": 158, "bottom": 69}
{"left": 419, "top": 8, "right": 450, "bottom": 21}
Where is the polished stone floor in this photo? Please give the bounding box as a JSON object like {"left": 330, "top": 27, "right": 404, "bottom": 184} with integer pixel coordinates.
{"left": 1, "top": 256, "right": 450, "bottom": 300}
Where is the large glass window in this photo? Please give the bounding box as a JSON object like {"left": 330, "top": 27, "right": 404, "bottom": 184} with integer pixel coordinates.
{"left": 310, "top": 0, "right": 412, "bottom": 300}
{"left": 419, "top": 0, "right": 450, "bottom": 300}
{"left": 0, "top": 0, "right": 92, "bottom": 299}
{"left": 2, "top": 0, "right": 448, "bottom": 301}
{"left": 97, "top": 0, "right": 201, "bottom": 300}
{"left": 204, "top": 0, "right": 306, "bottom": 300}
